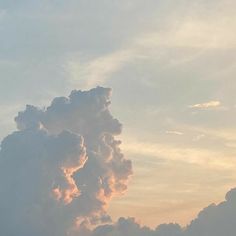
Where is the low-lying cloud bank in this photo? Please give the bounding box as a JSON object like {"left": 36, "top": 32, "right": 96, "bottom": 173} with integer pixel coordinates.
{"left": 0, "top": 86, "right": 236, "bottom": 236}
{"left": 82, "top": 188, "right": 236, "bottom": 236}
{"left": 0, "top": 87, "right": 132, "bottom": 236}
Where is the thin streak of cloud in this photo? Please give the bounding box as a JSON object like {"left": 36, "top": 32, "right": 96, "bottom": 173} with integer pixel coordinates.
{"left": 166, "top": 130, "right": 184, "bottom": 136}
{"left": 189, "top": 101, "right": 221, "bottom": 109}
{"left": 122, "top": 138, "right": 236, "bottom": 170}
{"left": 179, "top": 123, "right": 236, "bottom": 144}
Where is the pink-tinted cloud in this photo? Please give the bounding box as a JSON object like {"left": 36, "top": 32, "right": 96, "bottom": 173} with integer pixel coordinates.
{"left": 0, "top": 87, "right": 132, "bottom": 235}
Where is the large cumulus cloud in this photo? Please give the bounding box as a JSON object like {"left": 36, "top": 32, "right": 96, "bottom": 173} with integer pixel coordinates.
{"left": 0, "top": 86, "right": 132, "bottom": 235}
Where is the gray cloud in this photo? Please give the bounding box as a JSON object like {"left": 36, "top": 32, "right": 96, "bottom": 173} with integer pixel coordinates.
{"left": 78, "top": 217, "right": 183, "bottom": 236}
{"left": 82, "top": 188, "right": 236, "bottom": 236}
{"left": 0, "top": 128, "right": 87, "bottom": 236}
{"left": 0, "top": 87, "right": 132, "bottom": 235}
{"left": 185, "top": 188, "right": 236, "bottom": 236}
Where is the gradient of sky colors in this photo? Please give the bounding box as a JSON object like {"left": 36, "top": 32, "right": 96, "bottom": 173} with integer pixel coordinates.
{"left": 0, "top": 0, "right": 236, "bottom": 229}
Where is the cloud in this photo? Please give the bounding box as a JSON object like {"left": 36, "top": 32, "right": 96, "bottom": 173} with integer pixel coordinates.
{"left": 0, "top": 87, "right": 132, "bottom": 235}
{"left": 66, "top": 2, "right": 236, "bottom": 89}
{"left": 166, "top": 130, "right": 183, "bottom": 136}
{"left": 67, "top": 49, "right": 135, "bottom": 89}
{"left": 136, "top": 18, "right": 236, "bottom": 50}
{"left": 122, "top": 138, "right": 236, "bottom": 170}
{"left": 189, "top": 101, "right": 221, "bottom": 109}
{"left": 0, "top": 128, "right": 87, "bottom": 236}
{"left": 80, "top": 187, "right": 236, "bottom": 236}
{"left": 0, "top": 1, "right": 236, "bottom": 235}
{"left": 77, "top": 216, "right": 183, "bottom": 236}
{"left": 185, "top": 187, "right": 236, "bottom": 236}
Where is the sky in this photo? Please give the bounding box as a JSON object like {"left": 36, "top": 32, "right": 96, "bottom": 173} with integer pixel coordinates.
{"left": 0, "top": 0, "right": 236, "bottom": 235}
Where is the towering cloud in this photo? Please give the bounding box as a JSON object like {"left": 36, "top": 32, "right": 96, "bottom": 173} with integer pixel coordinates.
{"left": 0, "top": 87, "right": 132, "bottom": 235}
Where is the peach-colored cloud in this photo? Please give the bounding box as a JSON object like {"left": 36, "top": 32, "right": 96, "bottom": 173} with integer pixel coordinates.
{"left": 53, "top": 154, "right": 88, "bottom": 204}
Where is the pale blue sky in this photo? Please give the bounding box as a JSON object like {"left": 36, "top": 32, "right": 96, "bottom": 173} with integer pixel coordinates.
{"left": 0, "top": 0, "right": 236, "bottom": 227}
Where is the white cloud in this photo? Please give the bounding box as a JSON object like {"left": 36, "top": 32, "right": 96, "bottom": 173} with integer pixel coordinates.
{"left": 189, "top": 101, "right": 221, "bottom": 109}
{"left": 166, "top": 130, "right": 184, "bottom": 136}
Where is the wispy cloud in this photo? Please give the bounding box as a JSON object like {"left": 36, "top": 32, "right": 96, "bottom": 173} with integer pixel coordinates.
{"left": 66, "top": 4, "right": 236, "bottom": 89}
{"left": 189, "top": 101, "right": 221, "bottom": 109}
{"left": 122, "top": 138, "right": 236, "bottom": 170}
{"left": 66, "top": 49, "right": 135, "bottom": 89}
{"left": 166, "top": 130, "right": 184, "bottom": 136}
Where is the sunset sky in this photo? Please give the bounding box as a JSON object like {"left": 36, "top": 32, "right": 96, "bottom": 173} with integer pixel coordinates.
{"left": 0, "top": 1, "right": 236, "bottom": 235}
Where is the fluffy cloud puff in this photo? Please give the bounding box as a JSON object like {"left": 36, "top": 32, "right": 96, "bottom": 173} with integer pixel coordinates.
{"left": 0, "top": 87, "right": 132, "bottom": 235}
{"left": 78, "top": 217, "right": 182, "bottom": 236}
